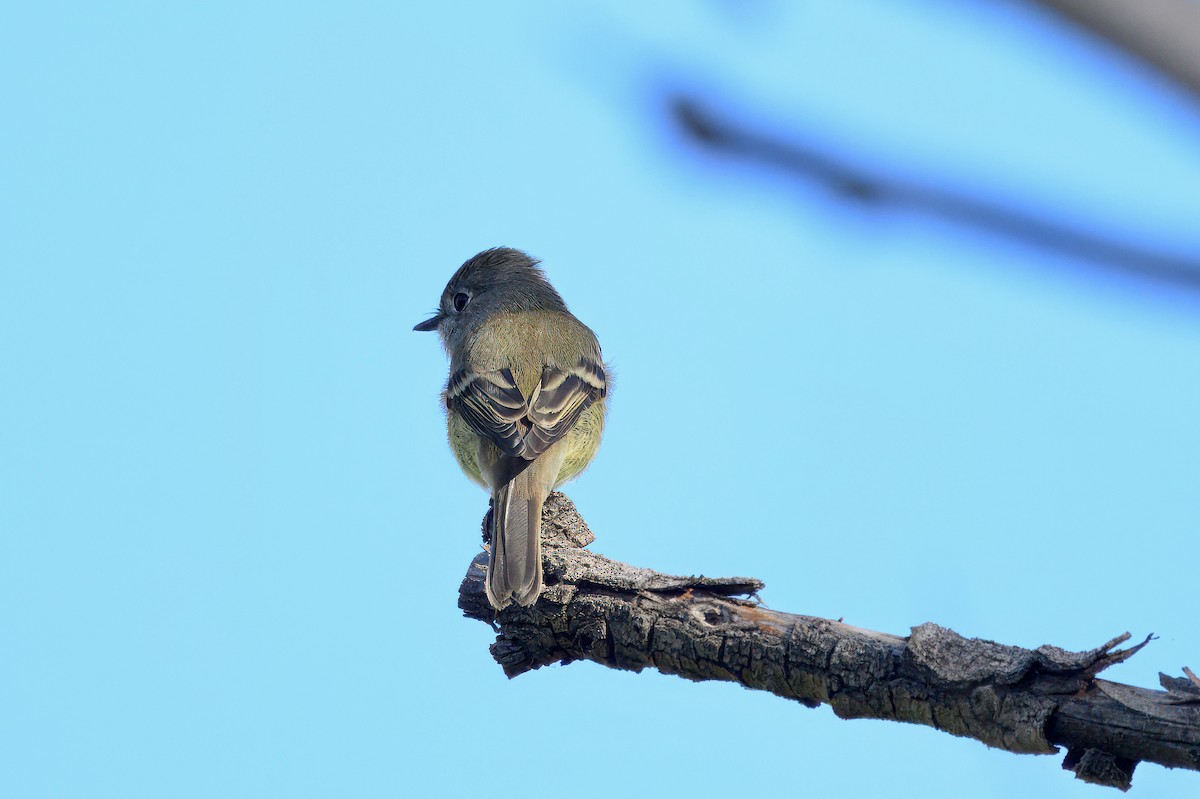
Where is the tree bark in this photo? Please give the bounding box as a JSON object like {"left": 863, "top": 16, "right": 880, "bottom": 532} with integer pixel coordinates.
{"left": 459, "top": 494, "right": 1200, "bottom": 792}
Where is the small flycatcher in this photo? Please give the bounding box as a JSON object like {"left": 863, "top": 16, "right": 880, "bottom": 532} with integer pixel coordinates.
{"left": 415, "top": 248, "right": 608, "bottom": 609}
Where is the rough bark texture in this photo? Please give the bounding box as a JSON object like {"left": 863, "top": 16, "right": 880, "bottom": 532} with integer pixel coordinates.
{"left": 459, "top": 494, "right": 1200, "bottom": 792}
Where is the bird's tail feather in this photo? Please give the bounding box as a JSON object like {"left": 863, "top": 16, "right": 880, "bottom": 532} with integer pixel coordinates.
{"left": 486, "top": 469, "right": 544, "bottom": 609}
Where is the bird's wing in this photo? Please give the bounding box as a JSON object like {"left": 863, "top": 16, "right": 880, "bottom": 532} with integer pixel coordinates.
{"left": 446, "top": 366, "right": 529, "bottom": 458}
{"left": 522, "top": 358, "right": 606, "bottom": 459}
{"left": 447, "top": 358, "right": 606, "bottom": 461}
{"left": 523, "top": 357, "right": 604, "bottom": 458}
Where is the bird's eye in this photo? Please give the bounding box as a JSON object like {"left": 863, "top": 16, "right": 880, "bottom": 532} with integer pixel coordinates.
{"left": 452, "top": 292, "right": 470, "bottom": 312}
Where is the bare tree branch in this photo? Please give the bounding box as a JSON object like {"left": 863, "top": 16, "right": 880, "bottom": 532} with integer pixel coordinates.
{"left": 670, "top": 96, "right": 1200, "bottom": 294}
{"left": 1030, "top": 0, "right": 1200, "bottom": 104}
{"left": 460, "top": 494, "right": 1200, "bottom": 792}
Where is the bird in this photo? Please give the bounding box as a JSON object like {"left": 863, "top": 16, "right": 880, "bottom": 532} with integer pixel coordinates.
{"left": 415, "top": 248, "right": 608, "bottom": 609}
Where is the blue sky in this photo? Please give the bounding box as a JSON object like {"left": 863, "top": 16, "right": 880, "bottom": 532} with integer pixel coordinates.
{"left": 2, "top": 2, "right": 1198, "bottom": 797}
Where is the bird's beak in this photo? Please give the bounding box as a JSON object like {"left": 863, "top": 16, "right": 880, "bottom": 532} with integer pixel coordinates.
{"left": 413, "top": 314, "right": 441, "bottom": 332}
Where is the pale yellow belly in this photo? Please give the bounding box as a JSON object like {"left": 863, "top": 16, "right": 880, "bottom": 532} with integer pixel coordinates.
{"left": 446, "top": 400, "right": 605, "bottom": 490}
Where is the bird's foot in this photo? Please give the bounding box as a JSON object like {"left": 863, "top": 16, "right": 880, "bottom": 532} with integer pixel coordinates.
{"left": 481, "top": 497, "right": 494, "bottom": 546}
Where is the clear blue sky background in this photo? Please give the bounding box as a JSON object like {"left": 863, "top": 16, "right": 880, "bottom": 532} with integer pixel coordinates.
{"left": 3, "top": 2, "right": 1198, "bottom": 797}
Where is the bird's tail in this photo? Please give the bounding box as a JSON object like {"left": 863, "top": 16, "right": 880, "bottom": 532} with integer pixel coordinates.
{"left": 486, "top": 467, "right": 545, "bottom": 610}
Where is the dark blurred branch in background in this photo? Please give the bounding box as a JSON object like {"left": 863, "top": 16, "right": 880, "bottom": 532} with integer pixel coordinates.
{"left": 672, "top": 96, "right": 1200, "bottom": 292}
{"left": 1030, "top": 0, "right": 1200, "bottom": 105}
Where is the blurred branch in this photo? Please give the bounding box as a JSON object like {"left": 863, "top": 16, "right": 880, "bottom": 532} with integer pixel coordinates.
{"left": 671, "top": 96, "right": 1200, "bottom": 293}
{"left": 461, "top": 494, "right": 1200, "bottom": 792}
{"left": 1030, "top": 0, "right": 1200, "bottom": 104}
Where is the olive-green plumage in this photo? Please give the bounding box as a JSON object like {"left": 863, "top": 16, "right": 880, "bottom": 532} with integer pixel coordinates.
{"left": 415, "top": 249, "right": 608, "bottom": 609}
{"left": 448, "top": 311, "right": 606, "bottom": 487}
